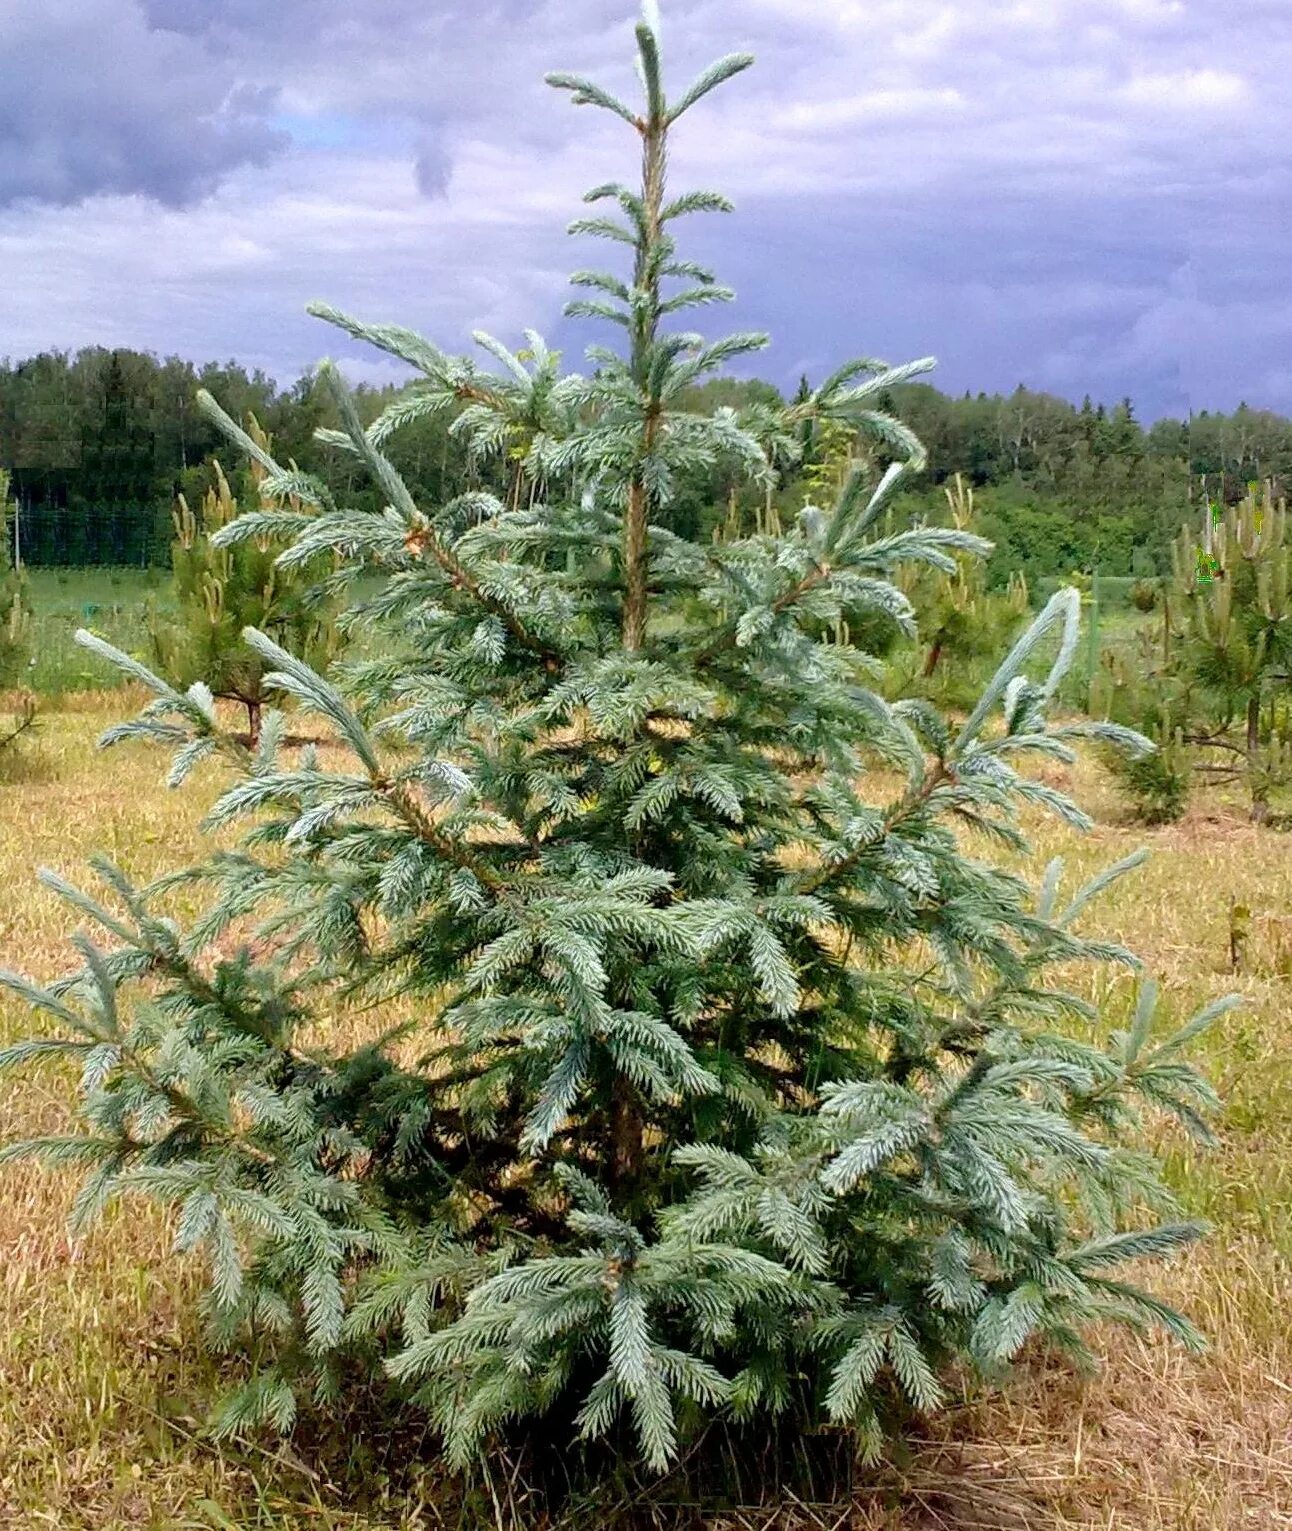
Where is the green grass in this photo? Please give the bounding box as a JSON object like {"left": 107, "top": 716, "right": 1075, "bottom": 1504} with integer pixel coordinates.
{"left": 13, "top": 566, "right": 1169, "bottom": 708}
{"left": 20, "top": 568, "right": 174, "bottom": 694}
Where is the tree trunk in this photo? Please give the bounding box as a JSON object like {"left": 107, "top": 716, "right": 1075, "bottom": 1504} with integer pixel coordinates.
{"left": 622, "top": 114, "right": 666, "bottom": 654}
{"left": 922, "top": 637, "right": 944, "bottom": 678}
{"left": 610, "top": 1087, "right": 644, "bottom": 1193}
{"left": 613, "top": 89, "right": 668, "bottom": 1184}
{"left": 1247, "top": 694, "right": 1268, "bottom": 823}
{"left": 623, "top": 479, "right": 649, "bottom": 650}
{"left": 247, "top": 698, "right": 262, "bottom": 750}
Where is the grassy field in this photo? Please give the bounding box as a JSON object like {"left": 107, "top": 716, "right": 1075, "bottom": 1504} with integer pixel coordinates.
{"left": 11, "top": 568, "right": 1156, "bottom": 703}
{"left": 0, "top": 698, "right": 1289, "bottom": 1528}
{"left": 18, "top": 570, "right": 172, "bottom": 695}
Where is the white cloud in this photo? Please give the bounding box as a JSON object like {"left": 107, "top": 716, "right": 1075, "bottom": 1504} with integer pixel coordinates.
{"left": 1120, "top": 67, "right": 1248, "bottom": 108}
{"left": 774, "top": 88, "right": 966, "bottom": 133}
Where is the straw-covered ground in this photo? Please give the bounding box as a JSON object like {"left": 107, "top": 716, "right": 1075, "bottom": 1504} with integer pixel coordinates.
{"left": 1, "top": 697, "right": 1289, "bottom": 1529}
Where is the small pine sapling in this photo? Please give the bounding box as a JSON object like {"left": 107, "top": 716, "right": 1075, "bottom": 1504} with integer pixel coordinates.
{"left": 0, "top": 4, "right": 1233, "bottom": 1501}
{"left": 151, "top": 418, "right": 341, "bottom": 745}
{"left": 1090, "top": 634, "right": 1192, "bottom": 824}
{"left": 1106, "top": 720, "right": 1191, "bottom": 825}
{"left": 896, "top": 474, "right": 1029, "bottom": 700}
{"left": 1162, "top": 481, "right": 1292, "bottom": 821}
{"left": 1130, "top": 578, "right": 1158, "bottom": 613}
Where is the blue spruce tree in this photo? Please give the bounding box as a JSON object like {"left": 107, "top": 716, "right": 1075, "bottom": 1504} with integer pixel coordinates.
{"left": 0, "top": 2, "right": 1232, "bottom": 1499}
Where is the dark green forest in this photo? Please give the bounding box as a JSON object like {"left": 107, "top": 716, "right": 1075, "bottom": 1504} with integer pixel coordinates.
{"left": 2, "top": 344, "right": 1286, "bottom": 581}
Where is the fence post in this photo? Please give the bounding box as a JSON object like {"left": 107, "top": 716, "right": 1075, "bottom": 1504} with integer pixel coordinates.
{"left": 1085, "top": 568, "right": 1101, "bottom": 710}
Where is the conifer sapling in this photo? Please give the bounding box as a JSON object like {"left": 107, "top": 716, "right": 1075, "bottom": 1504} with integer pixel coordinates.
{"left": 151, "top": 418, "right": 341, "bottom": 746}
{"left": 0, "top": 4, "right": 1232, "bottom": 1489}
{"left": 1167, "top": 481, "right": 1292, "bottom": 821}
{"left": 898, "top": 473, "right": 1030, "bottom": 699}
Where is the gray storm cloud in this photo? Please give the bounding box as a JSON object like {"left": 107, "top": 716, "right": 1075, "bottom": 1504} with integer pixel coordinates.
{"left": 2, "top": 0, "right": 1291, "bottom": 417}
{"left": 0, "top": 0, "right": 286, "bottom": 208}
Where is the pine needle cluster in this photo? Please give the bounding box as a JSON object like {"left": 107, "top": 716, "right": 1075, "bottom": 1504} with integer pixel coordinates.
{"left": 0, "top": 5, "right": 1231, "bottom": 1491}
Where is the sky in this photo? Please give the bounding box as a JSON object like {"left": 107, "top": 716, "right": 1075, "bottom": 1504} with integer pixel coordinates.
{"left": 1, "top": 0, "right": 1289, "bottom": 420}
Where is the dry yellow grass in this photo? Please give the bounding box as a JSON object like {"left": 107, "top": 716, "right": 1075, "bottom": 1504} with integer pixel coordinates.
{"left": 0, "top": 701, "right": 1290, "bottom": 1529}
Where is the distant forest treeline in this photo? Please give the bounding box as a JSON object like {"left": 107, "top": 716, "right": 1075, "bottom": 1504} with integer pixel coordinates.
{"left": 1, "top": 345, "right": 1286, "bottom": 581}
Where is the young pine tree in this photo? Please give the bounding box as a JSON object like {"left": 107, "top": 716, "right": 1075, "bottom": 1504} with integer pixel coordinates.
{"left": 152, "top": 420, "right": 341, "bottom": 745}
{"left": 1164, "top": 481, "right": 1292, "bottom": 821}
{"left": 1, "top": 7, "right": 1230, "bottom": 1497}
{"left": 894, "top": 474, "right": 1029, "bottom": 699}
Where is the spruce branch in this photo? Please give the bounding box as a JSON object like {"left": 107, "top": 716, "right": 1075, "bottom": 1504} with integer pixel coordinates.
{"left": 312, "top": 361, "right": 562, "bottom": 665}
{"left": 666, "top": 54, "right": 755, "bottom": 123}
{"left": 241, "top": 625, "right": 507, "bottom": 894}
